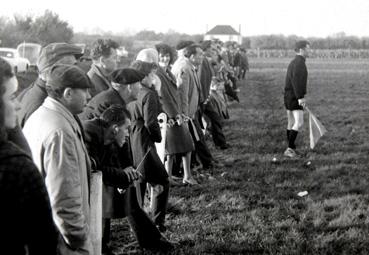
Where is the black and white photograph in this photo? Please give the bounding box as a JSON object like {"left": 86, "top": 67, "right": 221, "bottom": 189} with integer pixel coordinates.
{"left": 0, "top": 0, "right": 369, "bottom": 254}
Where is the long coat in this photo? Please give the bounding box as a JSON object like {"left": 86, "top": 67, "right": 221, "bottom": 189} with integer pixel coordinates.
{"left": 284, "top": 55, "right": 308, "bottom": 110}
{"left": 129, "top": 85, "right": 168, "bottom": 183}
{"left": 0, "top": 140, "right": 57, "bottom": 255}
{"left": 87, "top": 64, "right": 112, "bottom": 97}
{"left": 23, "top": 97, "right": 92, "bottom": 255}
{"left": 198, "top": 57, "right": 214, "bottom": 102}
{"left": 156, "top": 66, "right": 194, "bottom": 154}
{"left": 171, "top": 57, "right": 201, "bottom": 119}
{"left": 83, "top": 118, "right": 134, "bottom": 218}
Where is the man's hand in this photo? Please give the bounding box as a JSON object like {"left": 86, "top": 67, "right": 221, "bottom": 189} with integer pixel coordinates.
{"left": 298, "top": 98, "right": 306, "bottom": 108}
{"left": 176, "top": 114, "right": 184, "bottom": 126}
{"left": 167, "top": 119, "right": 175, "bottom": 127}
{"left": 123, "top": 167, "right": 141, "bottom": 183}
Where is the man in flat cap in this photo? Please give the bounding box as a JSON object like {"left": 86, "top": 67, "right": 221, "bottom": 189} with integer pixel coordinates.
{"left": 23, "top": 64, "right": 93, "bottom": 255}
{"left": 6, "top": 43, "right": 82, "bottom": 155}
{"left": 17, "top": 42, "right": 83, "bottom": 126}
{"left": 284, "top": 40, "right": 311, "bottom": 158}
{"left": 88, "top": 39, "right": 119, "bottom": 97}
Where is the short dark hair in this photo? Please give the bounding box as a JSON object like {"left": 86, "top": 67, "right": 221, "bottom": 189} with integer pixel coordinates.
{"left": 183, "top": 44, "right": 201, "bottom": 58}
{"left": 45, "top": 86, "right": 66, "bottom": 99}
{"left": 176, "top": 40, "right": 194, "bottom": 51}
{"left": 201, "top": 40, "right": 212, "bottom": 51}
{"left": 294, "top": 40, "right": 310, "bottom": 52}
{"left": 91, "top": 39, "right": 119, "bottom": 60}
{"left": 100, "top": 104, "right": 131, "bottom": 127}
{"left": 155, "top": 43, "right": 175, "bottom": 64}
{"left": 0, "top": 58, "right": 15, "bottom": 140}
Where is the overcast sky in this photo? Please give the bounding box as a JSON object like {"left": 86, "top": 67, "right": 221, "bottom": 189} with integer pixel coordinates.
{"left": 1, "top": 0, "right": 369, "bottom": 37}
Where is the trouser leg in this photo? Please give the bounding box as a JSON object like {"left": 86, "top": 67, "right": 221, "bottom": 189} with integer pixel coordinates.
{"left": 189, "top": 115, "right": 213, "bottom": 168}
{"left": 150, "top": 182, "right": 169, "bottom": 225}
{"left": 204, "top": 104, "right": 226, "bottom": 147}
{"left": 102, "top": 218, "right": 111, "bottom": 251}
{"left": 127, "top": 187, "right": 162, "bottom": 248}
{"left": 141, "top": 154, "right": 169, "bottom": 226}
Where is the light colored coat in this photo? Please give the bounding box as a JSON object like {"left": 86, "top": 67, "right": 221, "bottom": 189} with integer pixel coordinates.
{"left": 171, "top": 57, "right": 201, "bottom": 119}
{"left": 23, "top": 97, "right": 92, "bottom": 255}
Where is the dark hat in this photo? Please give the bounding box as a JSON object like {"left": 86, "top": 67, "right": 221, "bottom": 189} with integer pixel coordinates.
{"left": 47, "top": 64, "right": 93, "bottom": 90}
{"left": 37, "top": 43, "right": 83, "bottom": 72}
{"left": 130, "top": 60, "right": 157, "bottom": 76}
{"left": 110, "top": 68, "right": 145, "bottom": 85}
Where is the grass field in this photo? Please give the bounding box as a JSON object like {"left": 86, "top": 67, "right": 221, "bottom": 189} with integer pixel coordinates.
{"left": 109, "top": 58, "right": 369, "bottom": 254}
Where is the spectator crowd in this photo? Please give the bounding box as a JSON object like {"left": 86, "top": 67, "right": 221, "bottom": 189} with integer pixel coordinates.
{"left": 0, "top": 38, "right": 247, "bottom": 254}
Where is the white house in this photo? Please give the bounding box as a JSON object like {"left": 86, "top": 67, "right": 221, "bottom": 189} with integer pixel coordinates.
{"left": 204, "top": 25, "right": 242, "bottom": 45}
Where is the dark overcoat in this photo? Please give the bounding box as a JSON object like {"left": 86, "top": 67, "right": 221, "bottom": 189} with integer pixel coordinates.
{"left": 83, "top": 118, "right": 133, "bottom": 218}
{"left": 128, "top": 85, "right": 168, "bottom": 184}
{"left": 0, "top": 140, "right": 57, "bottom": 255}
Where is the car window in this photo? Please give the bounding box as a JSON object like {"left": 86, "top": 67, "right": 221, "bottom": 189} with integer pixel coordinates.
{"left": 0, "top": 51, "right": 14, "bottom": 58}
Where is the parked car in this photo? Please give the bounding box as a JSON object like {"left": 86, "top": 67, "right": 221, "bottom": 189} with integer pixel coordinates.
{"left": 0, "top": 48, "right": 30, "bottom": 73}
{"left": 17, "top": 42, "right": 42, "bottom": 69}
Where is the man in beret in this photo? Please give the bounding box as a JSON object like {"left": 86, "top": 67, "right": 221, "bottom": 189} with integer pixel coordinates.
{"left": 129, "top": 60, "right": 172, "bottom": 232}
{"left": 80, "top": 68, "right": 174, "bottom": 253}
{"left": 284, "top": 40, "right": 311, "bottom": 158}
{"left": 88, "top": 39, "right": 119, "bottom": 97}
{"left": 6, "top": 43, "right": 82, "bottom": 155}
{"left": 80, "top": 68, "right": 143, "bottom": 120}
{"left": 23, "top": 64, "right": 93, "bottom": 255}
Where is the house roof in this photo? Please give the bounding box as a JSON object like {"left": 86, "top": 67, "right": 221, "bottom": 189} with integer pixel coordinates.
{"left": 206, "top": 25, "right": 240, "bottom": 35}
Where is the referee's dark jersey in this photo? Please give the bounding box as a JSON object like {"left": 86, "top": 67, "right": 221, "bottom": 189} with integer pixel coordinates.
{"left": 284, "top": 55, "right": 307, "bottom": 110}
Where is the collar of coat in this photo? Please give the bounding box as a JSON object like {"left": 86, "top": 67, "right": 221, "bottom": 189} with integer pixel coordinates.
{"left": 43, "top": 97, "right": 84, "bottom": 137}
{"left": 295, "top": 54, "right": 306, "bottom": 62}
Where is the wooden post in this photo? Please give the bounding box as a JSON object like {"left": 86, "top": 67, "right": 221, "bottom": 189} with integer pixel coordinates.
{"left": 90, "top": 171, "right": 102, "bottom": 255}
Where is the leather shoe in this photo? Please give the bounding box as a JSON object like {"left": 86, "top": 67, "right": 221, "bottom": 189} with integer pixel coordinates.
{"left": 182, "top": 178, "right": 199, "bottom": 185}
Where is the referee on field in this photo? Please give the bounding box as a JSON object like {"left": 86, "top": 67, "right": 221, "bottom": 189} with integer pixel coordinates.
{"left": 284, "top": 40, "right": 311, "bottom": 158}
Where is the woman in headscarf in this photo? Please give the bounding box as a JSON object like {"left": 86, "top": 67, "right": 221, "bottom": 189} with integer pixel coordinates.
{"left": 136, "top": 48, "right": 162, "bottom": 97}
{"left": 155, "top": 43, "right": 196, "bottom": 185}
{"left": 0, "top": 57, "right": 57, "bottom": 254}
